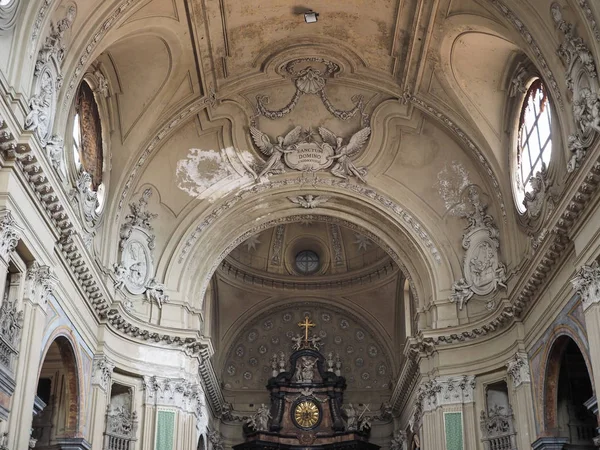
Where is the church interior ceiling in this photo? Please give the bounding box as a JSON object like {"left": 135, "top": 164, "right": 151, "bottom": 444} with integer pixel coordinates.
{"left": 2, "top": 0, "right": 600, "bottom": 421}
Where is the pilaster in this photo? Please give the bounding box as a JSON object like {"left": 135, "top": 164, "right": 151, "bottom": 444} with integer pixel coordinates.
{"left": 414, "top": 375, "right": 476, "bottom": 450}
{"left": 89, "top": 356, "right": 114, "bottom": 450}
{"left": 8, "top": 262, "right": 56, "bottom": 450}
{"left": 506, "top": 352, "right": 536, "bottom": 449}
{"left": 571, "top": 260, "right": 600, "bottom": 446}
{"left": 0, "top": 209, "right": 22, "bottom": 302}
{"left": 142, "top": 375, "right": 204, "bottom": 450}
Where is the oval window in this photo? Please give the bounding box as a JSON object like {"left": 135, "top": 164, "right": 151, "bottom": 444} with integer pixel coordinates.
{"left": 515, "top": 79, "right": 552, "bottom": 212}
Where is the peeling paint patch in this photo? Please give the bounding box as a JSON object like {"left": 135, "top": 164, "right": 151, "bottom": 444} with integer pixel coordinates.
{"left": 176, "top": 147, "right": 257, "bottom": 200}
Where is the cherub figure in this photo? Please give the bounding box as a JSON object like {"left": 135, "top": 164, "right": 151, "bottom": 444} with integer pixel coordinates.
{"left": 319, "top": 127, "right": 371, "bottom": 182}
{"left": 250, "top": 126, "right": 303, "bottom": 178}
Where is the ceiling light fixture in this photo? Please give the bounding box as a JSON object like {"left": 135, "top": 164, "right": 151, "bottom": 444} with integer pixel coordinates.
{"left": 304, "top": 10, "right": 319, "bottom": 23}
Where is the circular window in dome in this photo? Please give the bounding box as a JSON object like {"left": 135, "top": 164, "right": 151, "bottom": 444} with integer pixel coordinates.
{"left": 295, "top": 250, "right": 320, "bottom": 275}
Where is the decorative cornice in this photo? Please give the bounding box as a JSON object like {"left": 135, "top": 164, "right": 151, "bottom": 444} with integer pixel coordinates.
{"left": 571, "top": 260, "right": 600, "bottom": 310}
{"left": 506, "top": 352, "right": 531, "bottom": 387}
{"left": 220, "top": 257, "right": 396, "bottom": 290}
{"left": 0, "top": 209, "right": 23, "bottom": 263}
{"left": 404, "top": 93, "right": 507, "bottom": 222}
{"left": 198, "top": 352, "right": 225, "bottom": 417}
{"left": 489, "top": 0, "right": 564, "bottom": 109}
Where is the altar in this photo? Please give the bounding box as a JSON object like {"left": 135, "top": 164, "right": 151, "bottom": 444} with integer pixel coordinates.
{"left": 233, "top": 317, "right": 380, "bottom": 450}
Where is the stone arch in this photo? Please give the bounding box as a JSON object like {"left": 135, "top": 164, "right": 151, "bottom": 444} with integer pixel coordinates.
{"left": 542, "top": 333, "right": 595, "bottom": 437}
{"left": 171, "top": 184, "right": 456, "bottom": 322}
{"left": 35, "top": 334, "right": 81, "bottom": 440}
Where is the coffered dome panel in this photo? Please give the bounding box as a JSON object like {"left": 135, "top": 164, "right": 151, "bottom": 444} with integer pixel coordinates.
{"left": 221, "top": 302, "right": 393, "bottom": 393}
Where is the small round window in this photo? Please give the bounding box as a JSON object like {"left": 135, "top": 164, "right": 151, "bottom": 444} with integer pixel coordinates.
{"left": 295, "top": 250, "right": 319, "bottom": 274}
{"left": 515, "top": 79, "right": 552, "bottom": 212}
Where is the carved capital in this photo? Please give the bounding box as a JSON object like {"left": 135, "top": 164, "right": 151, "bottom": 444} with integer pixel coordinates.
{"left": 142, "top": 375, "right": 204, "bottom": 416}
{"left": 91, "top": 355, "right": 114, "bottom": 391}
{"left": 24, "top": 262, "right": 57, "bottom": 309}
{"left": 506, "top": 352, "right": 531, "bottom": 387}
{"left": 418, "top": 375, "right": 476, "bottom": 413}
{"left": 571, "top": 261, "right": 600, "bottom": 310}
{"left": 0, "top": 209, "right": 23, "bottom": 263}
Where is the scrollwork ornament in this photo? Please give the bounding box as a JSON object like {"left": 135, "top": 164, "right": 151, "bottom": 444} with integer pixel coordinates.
{"left": 24, "top": 262, "right": 57, "bottom": 309}
{"left": 0, "top": 209, "right": 22, "bottom": 263}
{"left": 506, "top": 352, "right": 531, "bottom": 387}
{"left": 91, "top": 355, "right": 114, "bottom": 391}
{"left": 571, "top": 260, "right": 600, "bottom": 310}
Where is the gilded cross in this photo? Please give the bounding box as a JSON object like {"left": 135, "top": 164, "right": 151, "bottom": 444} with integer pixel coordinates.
{"left": 298, "top": 316, "right": 316, "bottom": 342}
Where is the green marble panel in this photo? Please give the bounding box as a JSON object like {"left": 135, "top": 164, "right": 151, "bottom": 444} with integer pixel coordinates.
{"left": 155, "top": 410, "right": 176, "bottom": 450}
{"left": 444, "top": 412, "right": 464, "bottom": 450}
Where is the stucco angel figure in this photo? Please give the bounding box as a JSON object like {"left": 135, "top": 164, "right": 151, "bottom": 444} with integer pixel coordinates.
{"left": 250, "top": 126, "right": 303, "bottom": 178}
{"left": 319, "top": 127, "right": 371, "bottom": 182}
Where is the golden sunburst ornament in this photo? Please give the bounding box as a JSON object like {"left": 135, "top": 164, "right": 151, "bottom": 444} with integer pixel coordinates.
{"left": 294, "top": 400, "right": 320, "bottom": 428}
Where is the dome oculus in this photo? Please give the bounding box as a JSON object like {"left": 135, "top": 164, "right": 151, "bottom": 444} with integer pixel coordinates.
{"left": 295, "top": 250, "right": 319, "bottom": 274}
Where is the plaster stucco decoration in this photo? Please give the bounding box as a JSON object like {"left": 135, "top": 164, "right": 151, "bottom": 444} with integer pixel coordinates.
{"left": 222, "top": 303, "right": 392, "bottom": 392}
{"left": 577, "top": 0, "right": 600, "bottom": 42}
{"left": 390, "top": 430, "right": 407, "bottom": 450}
{"left": 522, "top": 163, "right": 556, "bottom": 221}
{"left": 142, "top": 376, "right": 204, "bottom": 417}
{"left": 208, "top": 430, "right": 224, "bottom": 450}
{"left": 0, "top": 0, "right": 19, "bottom": 31}
{"left": 0, "top": 283, "right": 24, "bottom": 360}
{"left": 70, "top": 170, "right": 102, "bottom": 228}
{"left": 404, "top": 93, "right": 507, "bottom": 222}
{"left": 551, "top": 3, "right": 600, "bottom": 172}
{"left": 30, "top": 0, "right": 53, "bottom": 52}
{"left": 509, "top": 66, "right": 528, "bottom": 98}
{"left": 0, "top": 209, "right": 23, "bottom": 263}
{"left": 253, "top": 58, "right": 368, "bottom": 127}
{"left": 571, "top": 260, "right": 600, "bottom": 310}
{"left": 116, "top": 189, "right": 170, "bottom": 310}
{"left": 44, "top": 134, "right": 65, "bottom": 177}
{"left": 176, "top": 147, "right": 257, "bottom": 200}
{"left": 288, "top": 195, "right": 331, "bottom": 209}
{"left": 178, "top": 175, "right": 441, "bottom": 267}
{"left": 26, "top": 5, "right": 76, "bottom": 145}
{"left": 506, "top": 352, "right": 531, "bottom": 387}
{"left": 449, "top": 185, "right": 507, "bottom": 310}
{"left": 328, "top": 224, "right": 345, "bottom": 267}
{"left": 91, "top": 355, "right": 115, "bottom": 391}
{"left": 250, "top": 126, "right": 371, "bottom": 181}
{"left": 24, "top": 262, "right": 57, "bottom": 311}
{"left": 411, "top": 376, "right": 476, "bottom": 426}
{"left": 438, "top": 165, "right": 507, "bottom": 309}
{"left": 488, "top": 0, "right": 564, "bottom": 110}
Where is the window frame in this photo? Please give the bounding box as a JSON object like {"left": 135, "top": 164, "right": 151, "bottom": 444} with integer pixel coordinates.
{"left": 512, "top": 77, "right": 554, "bottom": 215}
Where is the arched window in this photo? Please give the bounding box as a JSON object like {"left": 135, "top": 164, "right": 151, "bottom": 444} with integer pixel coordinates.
{"left": 515, "top": 79, "right": 552, "bottom": 210}
{"left": 72, "top": 81, "right": 105, "bottom": 211}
